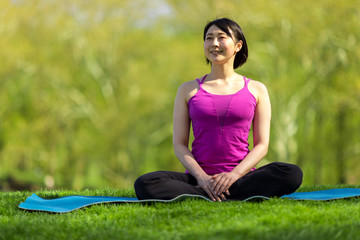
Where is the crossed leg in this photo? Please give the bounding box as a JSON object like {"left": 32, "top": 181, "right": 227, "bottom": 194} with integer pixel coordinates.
{"left": 134, "top": 162, "right": 303, "bottom": 201}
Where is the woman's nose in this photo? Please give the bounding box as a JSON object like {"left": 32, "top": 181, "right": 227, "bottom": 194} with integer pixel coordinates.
{"left": 211, "top": 38, "right": 220, "bottom": 47}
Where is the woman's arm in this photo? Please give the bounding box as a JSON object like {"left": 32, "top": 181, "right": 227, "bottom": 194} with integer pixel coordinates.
{"left": 212, "top": 81, "right": 272, "bottom": 196}
{"left": 173, "top": 82, "right": 219, "bottom": 201}
{"left": 232, "top": 80, "right": 271, "bottom": 177}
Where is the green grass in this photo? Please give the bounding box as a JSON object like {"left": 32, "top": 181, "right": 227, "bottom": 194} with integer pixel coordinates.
{"left": 1, "top": 185, "right": 360, "bottom": 240}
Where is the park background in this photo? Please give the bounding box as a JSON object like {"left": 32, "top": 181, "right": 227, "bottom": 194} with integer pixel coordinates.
{"left": 0, "top": 0, "right": 359, "bottom": 191}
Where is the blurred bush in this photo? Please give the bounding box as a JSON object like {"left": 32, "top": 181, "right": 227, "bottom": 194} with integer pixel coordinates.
{"left": 0, "top": 0, "right": 359, "bottom": 190}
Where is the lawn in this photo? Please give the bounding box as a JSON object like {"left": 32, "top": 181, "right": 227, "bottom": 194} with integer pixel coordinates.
{"left": 1, "top": 185, "right": 360, "bottom": 240}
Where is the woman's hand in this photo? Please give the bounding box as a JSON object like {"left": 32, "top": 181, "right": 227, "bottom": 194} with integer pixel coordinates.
{"left": 211, "top": 172, "right": 239, "bottom": 200}
{"left": 196, "top": 175, "right": 222, "bottom": 202}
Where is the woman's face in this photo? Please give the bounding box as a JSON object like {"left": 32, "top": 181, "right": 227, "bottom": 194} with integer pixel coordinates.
{"left": 204, "top": 25, "right": 241, "bottom": 66}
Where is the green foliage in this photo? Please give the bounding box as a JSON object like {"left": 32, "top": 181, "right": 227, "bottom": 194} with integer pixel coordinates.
{"left": 0, "top": 0, "right": 359, "bottom": 189}
{"left": 1, "top": 186, "right": 360, "bottom": 240}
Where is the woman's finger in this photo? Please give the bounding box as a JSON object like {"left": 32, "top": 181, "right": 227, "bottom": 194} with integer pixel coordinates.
{"left": 218, "top": 178, "right": 230, "bottom": 195}
{"left": 213, "top": 175, "right": 226, "bottom": 194}
{"left": 202, "top": 180, "right": 220, "bottom": 202}
{"left": 203, "top": 187, "right": 216, "bottom": 201}
{"left": 220, "top": 193, "right": 227, "bottom": 201}
{"left": 214, "top": 174, "right": 232, "bottom": 195}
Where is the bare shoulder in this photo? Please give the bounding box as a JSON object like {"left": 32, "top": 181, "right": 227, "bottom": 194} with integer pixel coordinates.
{"left": 177, "top": 79, "right": 200, "bottom": 102}
{"left": 247, "top": 79, "right": 269, "bottom": 102}
{"left": 248, "top": 79, "right": 268, "bottom": 92}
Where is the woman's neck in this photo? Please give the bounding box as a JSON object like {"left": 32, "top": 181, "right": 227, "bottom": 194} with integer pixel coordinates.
{"left": 208, "top": 63, "right": 236, "bottom": 81}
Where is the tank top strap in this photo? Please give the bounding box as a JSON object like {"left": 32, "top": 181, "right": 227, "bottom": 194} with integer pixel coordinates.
{"left": 243, "top": 76, "right": 251, "bottom": 87}
{"left": 195, "top": 78, "right": 201, "bottom": 86}
{"left": 198, "top": 74, "right": 207, "bottom": 86}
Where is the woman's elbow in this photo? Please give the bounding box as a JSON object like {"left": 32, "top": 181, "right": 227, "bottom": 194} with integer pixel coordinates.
{"left": 254, "top": 141, "right": 269, "bottom": 157}
{"left": 173, "top": 141, "right": 187, "bottom": 154}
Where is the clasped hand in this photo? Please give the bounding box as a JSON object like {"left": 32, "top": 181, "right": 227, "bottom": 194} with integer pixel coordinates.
{"left": 197, "top": 172, "right": 239, "bottom": 202}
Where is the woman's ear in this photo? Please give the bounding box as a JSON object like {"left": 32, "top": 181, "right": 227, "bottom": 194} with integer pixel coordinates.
{"left": 235, "top": 40, "right": 243, "bottom": 53}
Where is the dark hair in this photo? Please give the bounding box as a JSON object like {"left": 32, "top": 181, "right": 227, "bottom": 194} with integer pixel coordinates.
{"left": 203, "top": 18, "right": 248, "bottom": 69}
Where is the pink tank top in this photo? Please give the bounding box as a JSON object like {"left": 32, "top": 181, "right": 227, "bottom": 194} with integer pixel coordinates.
{"left": 187, "top": 75, "right": 257, "bottom": 175}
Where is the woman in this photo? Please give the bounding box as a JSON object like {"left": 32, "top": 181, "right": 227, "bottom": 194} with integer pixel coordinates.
{"left": 134, "top": 18, "right": 303, "bottom": 202}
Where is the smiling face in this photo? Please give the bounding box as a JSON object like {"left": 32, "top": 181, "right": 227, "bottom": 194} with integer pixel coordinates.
{"left": 204, "top": 25, "right": 242, "bottom": 67}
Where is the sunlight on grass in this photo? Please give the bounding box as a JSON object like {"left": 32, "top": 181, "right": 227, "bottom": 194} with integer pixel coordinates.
{"left": 1, "top": 186, "right": 360, "bottom": 240}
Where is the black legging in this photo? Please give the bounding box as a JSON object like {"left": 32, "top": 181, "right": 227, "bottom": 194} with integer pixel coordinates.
{"left": 134, "top": 162, "right": 303, "bottom": 200}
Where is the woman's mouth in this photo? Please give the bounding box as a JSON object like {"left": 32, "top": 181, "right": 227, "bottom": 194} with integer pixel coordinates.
{"left": 210, "top": 50, "right": 222, "bottom": 55}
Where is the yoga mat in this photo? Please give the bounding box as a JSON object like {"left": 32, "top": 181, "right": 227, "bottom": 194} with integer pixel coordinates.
{"left": 281, "top": 188, "right": 360, "bottom": 200}
{"left": 18, "top": 188, "right": 360, "bottom": 213}
{"left": 19, "top": 193, "right": 212, "bottom": 213}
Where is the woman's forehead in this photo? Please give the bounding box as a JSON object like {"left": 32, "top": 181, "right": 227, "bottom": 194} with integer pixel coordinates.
{"left": 206, "top": 25, "right": 225, "bottom": 34}
{"left": 206, "top": 25, "right": 232, "bottom": 37}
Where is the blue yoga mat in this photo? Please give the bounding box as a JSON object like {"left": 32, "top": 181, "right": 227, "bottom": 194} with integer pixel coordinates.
{"left": 19, "top": 194, "right": 212, "bottom": 213}
{"left": 18, "top": 188, "right": 360, "bottom": 213}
